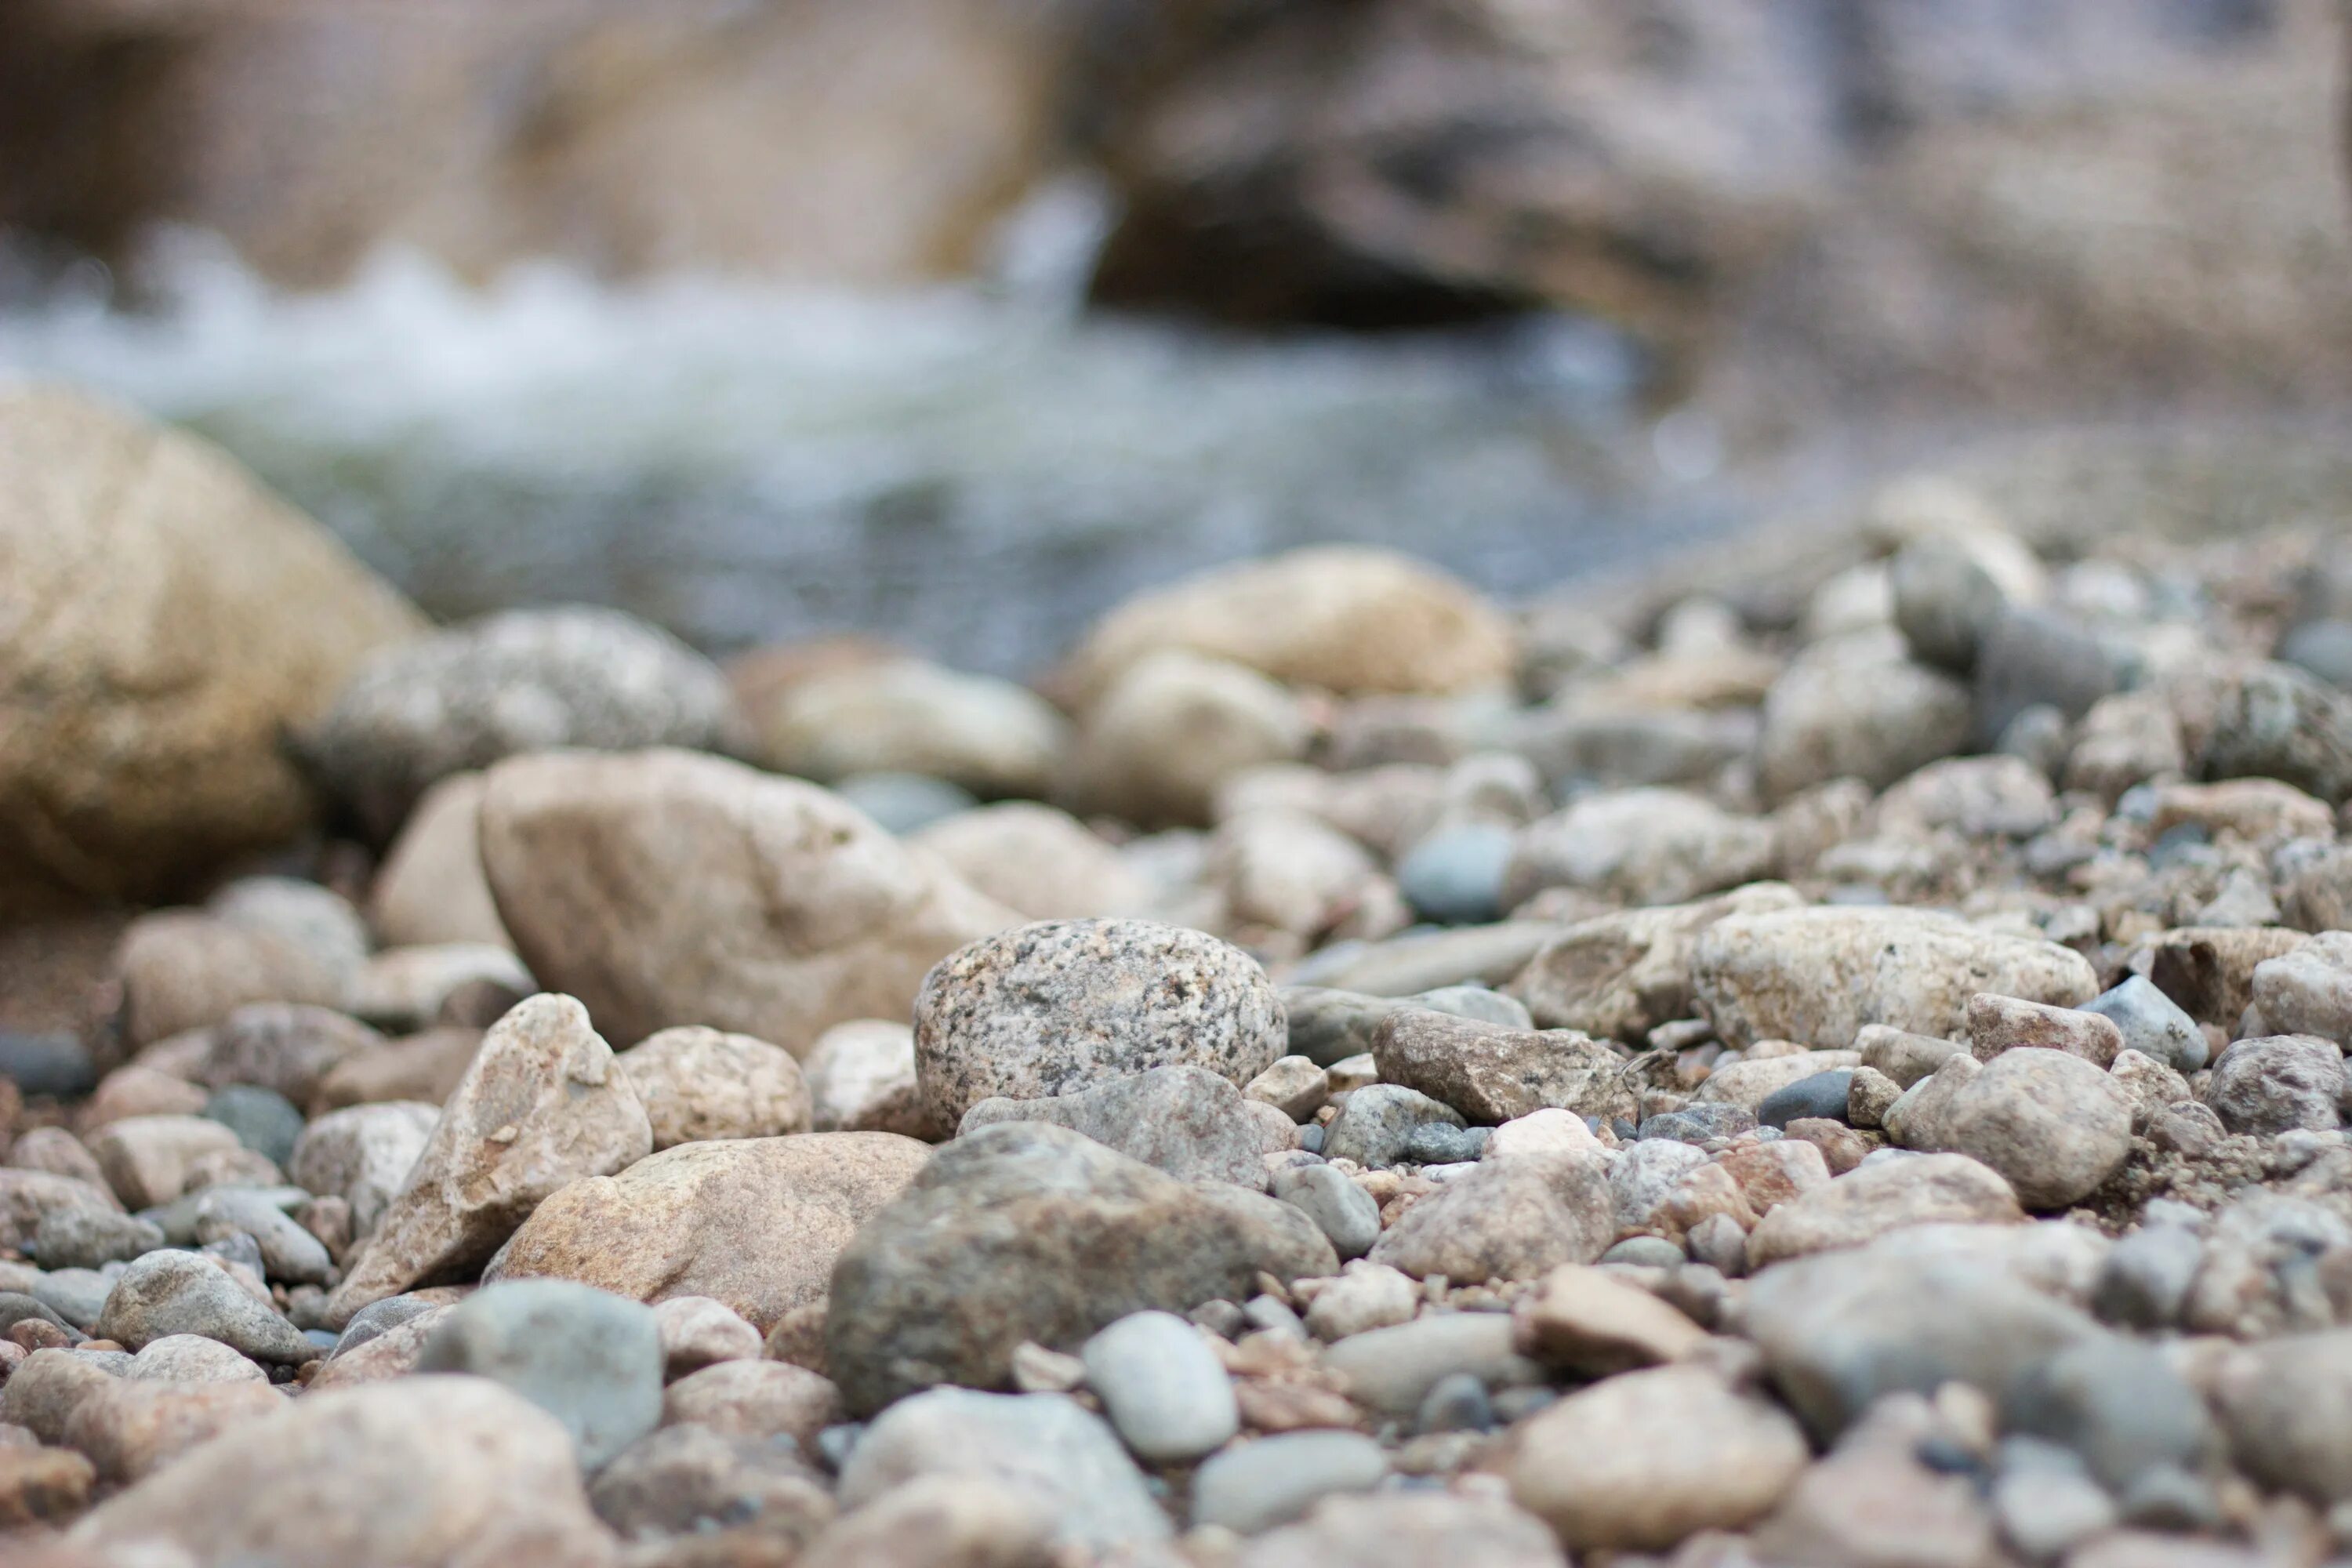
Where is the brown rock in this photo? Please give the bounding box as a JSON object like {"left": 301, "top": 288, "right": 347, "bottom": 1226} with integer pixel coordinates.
{"left": 0, "top": 1443, "right": 94, "bottom": 1527}
{"left": 1058, "top": 650, "right": 1311, "bottom": 826}
{"left": 487, "top": 1132, "right": 930, "bottom": 1332}
{"left": 617, "top": 1026, "right": 811, "bottom": 1150}
{"left": 2143, "top": 926, "right": 2310, "bottom": 1026}
{"left": 1717, "top": 1138, "right": 1833, "bottom": 1217}
{"left": 5, "top": 1127, "right": 107, "bottom": 1189}
{"left": 77, "top": 1066, "right": 208, "bottom": 1130}
{"left": 60, "top": 1377, "right": 285, "bottom": 1484}
{"left": 662, "top": 1360, "right": 841, "bottom": 1449}
{"left": 479, "top": 749, "right": 1017, "bottom": 1055}
{"left": 1965, "top": 993, "right": 2124, "bottom": 1067}
{"left": 0, "top": 1169, "right": 122, "bottom": 1251}
{"left": 307, "top": 1305, "right": 455, "bottom": 1392}
{"left": 321, "top": 993, "right": 652, "bottom": 1328}
{"left": 1505, "top": 883, "right": 1806, "bottom": 1042}
{"left": 84, "top": 1115, "right": 244, "bottom": 1209}
{"left": 311, "top": 1026, "right": 485, "bottom": 1111}
{"left": 1746, "top": 1152, "right": 2025, "bottom": 1269}
{"left": 1513, "top": 1264, "right": 1709, "bottom": 1375}
{"left": 1370, "top": 1009, "right": 1631, "bottom": 1125}
{"left": 804, "top": 1020, "right": 930, "bottom": 1138}
{"left": 113, "top": 912, "right": 348, "bottom": 1050}
{"left": 1367, "top": 1154, "right": 1613, "bottom": 1284}
{"left": 368, "top": 771, "right": 515, "bottom": 950}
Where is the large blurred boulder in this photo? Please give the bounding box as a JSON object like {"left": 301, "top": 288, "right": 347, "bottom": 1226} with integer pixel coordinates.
{"left": 0, "top": 387, "right": 423, "bottom": 912}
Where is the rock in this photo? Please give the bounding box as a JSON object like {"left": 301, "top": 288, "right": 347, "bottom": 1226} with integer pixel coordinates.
{"left": 804, "top": 1019, "right": 929, "bottom": 1137}
{"left": 1512, "top": 1263, "right": 1709, "bottom": 1375}
{"left": 2204, "top": 1034, "right": 2346, "bottom": 1135}
{"left": 322, "top": 994, "right": 652, "bottom": 1328}
{"left": 836, "top": 771, "right": 982, "bottom": 835}
{"left": 1994, "top": 1466, "right": 2118, "bottom": 1560}
{"left": 1692, "top": 905, "right": 2098, "bottom": 1049}
{"left": 1966, "top": 994, "right": 2125, "bottom": 1067}
{"left": 0, "top": 386, "right": 423, "bottom": 908}
{"left": 10, "top": 1127, "right": 108, "bottom": 1190}
{"left": 85, "top": 1115, "right": 245, "bottom": 1210}
{"left": 93, "top": 1250, "right": 312, "bottom": 1362}
{"left": 488, "top": 1131, "right": 929, "bottom": 1333}
{"left": 481, "top": 748, "right": 1016, "bottom": 1056}
{"left": 1190, "top": 1430, "right": 1389, "bottom": 1534}
{"left": 1976, "top": 607, "right": 2122, "bottom": 746}
{"left": 2093, "top": 1220, "right": 2205, "bottom": 1330}
{"left": 309, "top": 1025, "right": 485, "bottom": 1112}
{"left": 1301, "top": 1260, "right": 1419, "bottom": 1341}
{"left": 914, "top": 918, "right": 1283, "bottom": 1132}
{"left": 615, "top": 1025, "right": 811, "bottom": 1150}
{"left": 202, "top": 1084, "right": 306, "bottom": 1168}
{"left": 34, "top": 1209, "right": 163, "bottom": 1271}
{"left": 2183, "top": 1192, "right": 2352, "bottom": 1338}
{"left": 2144, "top": 924, "right": 2309, "bottom": 1026}
{"left": 1293, "top": 922, "right": 1565, "bottom": 1000}
{"left": 1758, "top": 633, "right": 1974, "bottom": 801}
{"left": 1080, "top": 1310, "right": 1237, "bottom": 1463}
{"left": 1857, "top": 1023, "right": 1972, "bottom": 1089}
{"left": 201, "top": 1002, "right": 385, "bottom": 1105}
{"left": 1509, "top": 1364, "right": 1809, "bottom": 1552}
{"left": 368, "top": 771, "right": 514, "bottom": 950}
{"left": 61, "top": 1377, "right": 285, "bottom": 1484}
{"left": 113, "top": 912, "right": 348, "bottom": 1050}
{"left": 1488, "top": 1108, "right": 1607, "bottom": 1164}
{"left": 1236, "top": 1493, "right": 1566, "bottom": 1568}
{"left": 837, "top": 1388, "right": 1171, "bottom": 1552}
{"left": 1271, "top": 1163, "right": 1383, "bottom": 1261}
{"left": 1396, "top": 822, "right": 1515, "bottom": 924}
{"left": 2, "top": 1348, "right": 113, "bottom": 1442}
{"left": 747, "top": 655, "right": 1066, "bottom": 799}
{"left": 301, "top": 604, "right": 736, "bottom": 840}
{"left": 1368, "top": 1153, "right": 1613, "bottom": 1284}
{"left": 1752, "top": 1441, "right": 1996, "bottom": 1568}
{"left": 2251, "top": 933, "right": 2352, "bottom": 1047}
{"left": 1747, "top": 1152, "right": 2026, "bottom": 1268}
{"left": 1747, "top": 1242, "right": 2101, "bottom": 1442}
{"left": 2213, "top": 1329, "right": 2352, "bottom": 1502}
{"left": 0, "top": 1169, "right": 124, "bottom": 1252}
{"left": 1895, "top": 1048, "right": 2133, "bottom": 1210}
{"left": 1322, "top": 1084, "right": 1466, "bottom": 1167}
{"left": 417, "top": 1279, "right": 662, "bottom": 1469}
{"left": 1060, "top": 651, "right": 1311, "bottom": 826}
{"left": 2002, "top": 1335, "right": 2211, "bottom": 1491}
{"left": 961, "top": 1065, "right": 1268, "bottom": 1188}
{"left": 1370, "top": 1009, "right": 1630, "bottom": 1126}
{"left": 1504, "top": 788, "right": 1777, "bottom": 909}
{"left": 2082, "top": 974, "right": 2210, "bottom": 1073}
{"left": 588, "top": 1423, "right": 832, "bottom": 1546}
{"left": 347, "top": 944, "right": 532, "bottom": 1033}
{"left": 2109, "top": 1050, "right": 2194, "bottom": 1131}
{"left": 825, "top": 1122, "right": 1334, "bottom": 1415}
{"left": 0, "top": 1033, "right": 98, "bottom": 1099}
{"left": 662, "top": 1359, "right": 838, "bottom": 1453}
{"left": 2195, "top": 661, "right": 2352, "bottom": 803}
{"left": 1505, "top": 884, "right": 1806, "bottom": 1041}
{"left": 192, "top": 1187, "right": 334, "bottom": 1285}
{"left": 798, "top": 1474, "right": 1056, "bottom": 1568}
{"left": 910, "top": 802, "right": 1146, "bottom": 922}
{"left": 1892, "top": 535, "right": 2009, "bottom": 674}
{"left": 287, "top": 1100, "right": 440, "bottom": 1237}
{"left": 126, "top": 1334, "right": 267, "bottom": 1385}
{"left": 1758, "top": 1069, "right": 1853, "bottom": 1128}
{"left": 1246, "top": 1055, "right": 1330, "bottom": 1122}
{"left": 1696, "top": 1051, "right": 1863, "bottom": 1112}
{"left": 0, "top": 1445, "right": 93, "bottom": 1528}
{"left": 1059, "top": 546, "right": 1513, "bottom": 708}
{"left": 208, "top": 877, "right": 371, "bottom": 988}
{"left": 650, "top": 1296, "right": 760, "bottom": 1378}
{"left": 1323, "top": 1311, "right": 1536, "bottom": 1417}
{"left": 1208, "top": 807, "right": 1398, "bottom": 942}
{"left": 82, "top": 1064, "right": 209, "bottom": 1128}
{"left": 68, "top": 1376, "right": 600, "bottom": 1564}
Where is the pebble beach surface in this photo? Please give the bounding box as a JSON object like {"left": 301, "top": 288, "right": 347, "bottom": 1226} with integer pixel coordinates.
{"left": 9, "top": 386, "right": 2352, "bottom": 1566}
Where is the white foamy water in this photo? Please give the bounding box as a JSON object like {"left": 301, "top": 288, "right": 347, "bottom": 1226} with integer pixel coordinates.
{"left": 0, "top": 230, "right": 1718, "bottom": 673}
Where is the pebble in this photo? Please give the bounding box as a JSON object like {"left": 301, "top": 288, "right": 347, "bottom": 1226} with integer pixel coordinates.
{"left": 2204, "top": 1033, "right": 2346, "bottom": 1134}
{"left": 416, "top": 1278, "right": 662, "bottom": 1469}
{"left": 0, "top": 1032, "right": 98, "bottom": 1099}
{"left": 1514, "top": 1263, "right": 1708, "bottom": 1374}
{"left": 1189, "top": 1430, "right": 1389, "bottom": 1534}
{"left": 1994, "top": 1466, "right": 2119, "bottom": 1562}
{"left": 1234, "top": 1492, "right": 1567, "bottom": 1568}
{"left": 1080, "top": 1310, "right": 1238, "bottom": 1462}
{"left": 803, "top": 1018, "right": 928, "bottom": 1138}
{"left": 1396, "top": 821, "right": 1515, "bottom": 924}
{"left": 2250, "top": 932, "right": 2352, "bottom": 1047}
{"left": 661, "top": 1358, "right": 840, "bottom": 1448}
{"left": 961, "top": 1063, "right": 1270, "bottom": 1187}
{"left": 1245, "top": 1054, "right": 1330, "bottom": 1121}
{"left": 1601, "top": 1236, "right": 1686, "bottom": 1268}
{"left": 201, "top": 1084, "right": 307, "bottom": 1168}
{"left": 34, "top": 1208, "right": 163, "bottom": 1270}
{"left": 1893, "top": 1047, "right": 2135, "bottom": 1210}
{"left": 2092, "top": 1219, "right": 2205, "bottom": 1330}
{"left": 910, "top": 800, "right": 1148, "bottom": 922}
{"left": 125, "top": 1334, "right": 268, "bottom": 1385}
{"left": 1320, "top": 1311, "right": 1535, "bottom": 1417}
{"left": 85, "top": 1115, "right": 246, "bottom": 1210}
{"left": 1757, "top": 1069, "right": 1854, "bottom": 1127}
{"left": 1367, "top": 1152, "right": 1613, "bottom": 1283}
{"left": 1371, "top": 1008, "right": 1631, "bottom": 1124}
{"left": 650, "top": 1294, "right": 763, "bottom": 1377}
{"left": 1757, "top": 632, "right": 1974, "bottom": 799}
{"left": 1271, "top": 1163, "right": 1384, "bottom": 1260}
{"left": 2213, "top": 1327, "right": 2352, "bottom": 1502}
{"left": 1323, "top": 1084, "right": 1466, "bottom": 1167}
{"left": 615, "top": 1024, "right": 811, "bottom": 1149}
{"left": 1638, "top": 1102, "right": 1756, "bottom": 1142}
{"left": 1505, "top": 786, "right": 1777, "bottom": 908}
{"left": 284, "top": 1100, "right": 438, "bottom": 1239}
{"left": 1403, "top": 1122, "right": 1485, "bottom": 1164}
{"left": 1302, "top": 1260, "right": 1420, "bottom": 1340}
{"left": 1747, "top": 1151, "right": 2024, "bottom": 1268}
{"left": 93, "top": 1250, "right": 312, "bottom": 1363}
{"left": 586, "top": 1423, "right": 831, "bottom": 1544}
{"left": 193, "top": 1185, "right": 336, "bottom": 1285}
{"left": 2001, "top": 1334, "right": 2211, "bottom": 1491}
{"left": 798, "top": 1475, "right": 1054, "bottom": 1568}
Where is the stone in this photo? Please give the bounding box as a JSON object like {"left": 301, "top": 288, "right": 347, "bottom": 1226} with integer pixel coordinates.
{"left": 322, "top": 994, "right": 653, "bottom": 1328}
{"left": 481, "top": 749, "right": 1016, "bottom": 1057}
{"left": 2213, "top": 1329, "right": 2352, "bottom": 1503}
{"left": 0, "top": 386, "right": 423, "bottom": 907}
{"left": 1857, "top": 1023, "right": 1972, "bottom": 1088}
{"left": 1718, "top": 1138, "right": 1834, "bottom": 1218}
{"left": 2183, "top": 1192, "right": 2352, "bottom": 1338}
{"left": 2143, "top": 925, "right": 2310, "bottom": 1026}
{"left": 1513, "top": 1263, "right": 1708, "bottom": 1375}
{"left": 202, "top": 1084, "right": 306, "bottom": 1169}
{"left": 825, "top": 1123, "right": 1334, "bottom": 1414}
{"left": 126, "top": 1334, "right": 267, "bottom": 1385}
{"left": 60, "top": 1376, "right": 285, "bottom": 1484}
{"left": 9, "top": 1127, "right": 107, "bottom": 1189}
{"left": 1190, "top": 1430, "right": 1390, "bottom": 1534}
{"left": 615, "top": 1025, "right": 811, "bottom": 1150}
{"left": 1694, "top": 1051, "right": 1863, "bottom": 1112}
{"left": 1512, "top": 1363, "right": 1809, "bottom": 1552}
{"left": 660, "top": 1363, "right": 839, "bottom": 1474}
{"left": 2205, "top": 1034, "right": 2346, "bottom": 1135}
{"left": 2093, "top": 1221, "right": 2205, "bottom": 1330}
{"left": 2082, "top": 974, "right": 2210, "bottom": 1073}
{"left": 2109, "top": 1049, "right": 2195, "bottom": 1131}
{"left": 1758, "top": 1069, "right": 1853, "bottom": 1128}
{"left": 1272, "top": 1163, "right": 1383, "bottom": 1261}
{"left": 286, "top": 1100, "right": 440, "bottom": 1237}
{"left": 587, "top": 1423, "right": 833, "bottom": 1547}
{"left": 2002, "top": 1335, "right": 2212, "bottom": 1491}
{"left": 0, "top": 1170, "right": 124, "bottom": 1257}
{"left": 748, "top": 655, "right": 1066, "bottom": 799}
{"left": 1487, "top": 1107, "right": 1606, "bottom": 1164}
{"left": 651, "top": 1296, "right": 761, "bottom": 1378}
{"left": 961, "top": 1065, "right": 1269, "bottom": 1187}
{"left": 1758, "top": 632, "right": 1974, "bottom": 800}
{"left": 2195, "top": 660, "right": 2352, "bottom": 803}
{"left": 29, "top": 1271, "right": 109, "bottom": 1334}
{"left": 1208, "top": 808, "right": 1396, "bottom": 941}
{"left": 1966, "top": 993, "right": 2125, "bottom": 1067}
{"left": 93, "top": 1250, "right": 313, "bottom": 1362}
{"left": 1323, "top": 1084, "right": 1467, "bottom": 1167}
{"left": 368, "top": 771, "right": 514, "bottom": 950}
{"left": 2252, "top": 933, "right": 2352, "bottom": 1047}
{"left": 797, "top": 1474, "right": 1056, "bottom": 1568}
{"left": 202, "top": 1002, "right": 385, "bottom": 1105}
{"left": 82, "top": 1064, "right": 210, "bottom": 1128}
{"left": 2067, "top": 690, "right": 2188, "bottom": 800}
{"left": 837, "top": 771, "right": 982, "bottom": 835}
{"left": 1370, "top": 1009, "right": 1631, "bottom": 1127}
{"left": 85, "top": 1115, "right": 245, "bottom": 1210}
{"left": 0, "top": 1033, "right": 97, "bottom": 1099}
{"left": 2, "top": 1348, "right": 114, "bottom": 1442}
{"left": 1747, "top": 1152, "right": 2026, "bottom": 1268}
{"left": 1080, "top": 1309, "right": 1237, "bottom": 1463}
{"left": 68, "top": 1376, "right": 600, "bottom": 1564}
{"left": 914, "top": 918, "right": 1283, "bottom": 1133}
{"left": 308, "top": 1023, "right": 487, "bottom": 1112}
{"left": 1236, "top": 1493, "right": 1566, "bottom": 1568}
{"left": 1368, "top": 1153, "right": 1614, "bottom": 1284}
{"left": 1976, "top": 607, "right": 2122, "bottom": 746}
{"left": 1994, "top": 1466, "right": 2118, "bottom": 1560}
{"left": 1753, "top": 1442, "right": 1997, "bottom": 1568}
{"left": 1060, "top": 650, "right": 1311, "bottom": 826}
{"left": 1058, "top": 545, "right": 1514, "bottom": 707}
{"left": 0, "top": 1445, "right": 93, "bottom": 1528}
{"left": 488, "top": 1132, "right": 929, "bottom": 1333}
{"left": 347, "top": 944, "right": 533, "bottom": 1033}
{"left": 910, "top": 801, "right": 1146, "bottom": 922}
{"left": 803, "top": 1018, "right": 928, "bottom": 1137}
{"left": 1504, "top": 788, "right": 1777, "bottom": 909}
{"left": 1892, "top": 535, "right": 2009, "bottom": 674}
{"left": 1246, "top": 1055, "right": 1329, "bottom": 1122}
{"left": 113, "top": 913, "right": 348, "bottom": 1051}
{"left": 1397, "top": 821, "right": 1515, "bottom": 924}
{"left": 416, "top": 1279, "right": 663, "bottom": 1469}
{"left": 1692, "top": 905, "right": 2098, "bottom": 1049}
{"left": 194, "top": 1186, "right": 336, "bottom": 1285}
{"left": 33, "top": 1208, "right": 163, "bottom": 1271}
{"left": 1898, "top": 1048, "right": 2134, "bottom": 1210}
{"left": 1292, "top": 922, "right": 1564, "bottom": 1000}
{"left": 1323, "top": 1311, "right": 1536, "bottom": 1417}
{"left": 1301, "top": 1260, "right": 1419, "bottom": 1341}
{"left": 837, "top": 1388, "right": 1171, "bottom": 1552}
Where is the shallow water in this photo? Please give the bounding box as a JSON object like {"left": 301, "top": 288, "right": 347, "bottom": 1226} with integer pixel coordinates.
{"left": 0, "top": 233, "right": 1748, "bottom": 675}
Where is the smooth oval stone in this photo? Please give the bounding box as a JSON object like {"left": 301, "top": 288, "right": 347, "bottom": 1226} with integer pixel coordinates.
{"left": 1080, "top": 1311, "right": 1238, "bottom": 1464}
{"left": 1189, "top": 1430, "right": 1389, "bottom": 1534}
{"left": 1270, "top": 1163, "right": 1381, "bottom": 1261}
{"left": 415, "top": 1279, "right": 663, "bottom": 1470}
{"left": 1759, "top": 1070, "right": 1855, "bottom": 1130}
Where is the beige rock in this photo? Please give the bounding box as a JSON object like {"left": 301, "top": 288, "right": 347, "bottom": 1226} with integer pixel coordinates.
{"left": 487, "top": 1131, "right": 930, "bottom": 1332}
{"left": 662, "top": 1359, "right": 841, "bottom": 1449}
{"left": 2067, "top": 689, "right": 2188, "bottom": 800}
{"left": 617, "top": 1025, "right": 811, "bottom": 1150}
{"left": 804, "top": 1019, "right": 931, "bottom": 1138}
{"left": 651, "top": 1295, "right": 763, "bottom": 1379}
{"left": 910, "top": 802, "right": 1147, "bottom": 921}
{"left": 2151, "top": 779, "right": 2336, "bottom": 845}
{"left": 113, "top": 912, "right": 348, "bottom": 1050}
{"left": 368, "top": 771, "right": 514, "bottom": 949}
{"left": 1371, "top": 1009, "right": 1632, "bottom": 1124}
{"left": 1245, "top": 1055, "right": 1330, "bottom": 1123}
{"left": 1302, "top": 1260, "right": 1420, "bottom": 1341}
{"left": 347, "top": 945, "right": 532, "bottom": 1033}
{"left": 1694, "top": 1050, "right": 1861, "bottom": 1111}
{"left": 1716, "top": 1138, "right": 1833, "bottom": 1217}
{"left": 799, "top": 1474, "right": 1058, "bottom": 1568}
{"left": 311, "top": 1025, "right": 485, "bottom": 1112}
{"left": 746, "top": 655, "right": 1068, "bottom": 798}
{"left": 1505, "top": 882, "right": 1806, "bottom": 1041}
{"left": 6, "top": 1127, "right": 108, "bottom": 1189}
{"left": 322, "top": 994, "right": 652, "bottom": 1327}
{"left": 1505, "top": 788, "right": 1777, "bottom": 909}
{"left": 1058, "top": 650, "right": 1311, "bottom": 826}
{"left": 1857, "top": 1023, "right": 1970, "bottom": 1088}
{"left": 1513, "top": 1264, "right": 1709, "bottom": 1375}
{"left": 479, "top": 748, "right": 1018, "bottom": 1054}
{"left": 2108, "top": 1049, "right": 2194, "bottom": 1130}
{"left": 307, "top": 1305, "right": 455, "bottom": 1392}
{"left": 1508, "top": 1365, "right": 1809, "bottom": 1551}
{"left": 1965, "top": 993, "right": 2124, "bottom": 1066}
{"left": 1875, "top": 755, "right": 2058, "bottom": 840}
{"left": 1753, "top": 1443, "right": 1997, "bottom": 1568}
{"left": 1746, "top": 1152, "right": 2025, "bottom": 1268}
{"left": 78, "top": 1066, "right": 209, "bottom": 1130}
{"left": 1058, "top": 545, "right": 1515, "bottom": 707}
{"left": 1486, "top": 1108, "right": 1606, "bottom": 1164}
{"left": 1846, "top": 1066, "right": 1901, "bottom": 1129}
{"left": 1693, "top": 906, "right": 2099, "bottom": 1049}
{"left": 1210, "top": 808, "right": 1394, "bottom": 940}
{"left": 0, "top": 1169, "right": 123, "bottom": 1251}
{"left": 60, "top": 1377, "right": 284, "bottom": 1484}
{"left": 0, "top": 386, "right": 422, "bottom": 909}
{"left": 2139, "top": 925, "right": 2309, "bottom": 1026}
{"left": 1758, "top": 633, "right": 1974, "bottom": 801}
{"left": 1894, "top": 1049, "right": 2133, "bottom": 1210}
{"left": 85, "top": 1115, "right": 244, "bottom": 1209}
{"left": 1236, "top": 1492, "right": 1565, "bottom": 1568}
{"left": 289, "top": 1100, "right": 441, "bottom": 1236}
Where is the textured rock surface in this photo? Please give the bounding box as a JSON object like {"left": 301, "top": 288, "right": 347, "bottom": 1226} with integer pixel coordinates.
{"left": 960, "top": 1065, "right": 1269, "bottom": 1187}
{"left": 1370, "top": 1008, "right": 1632, "bottom": 1124}
{"left": 615, "top": 1025, "right": 811, "bottom": 1149}
{"left": 1746, "top": 1152, "right": 2026, "bottom": 1268}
